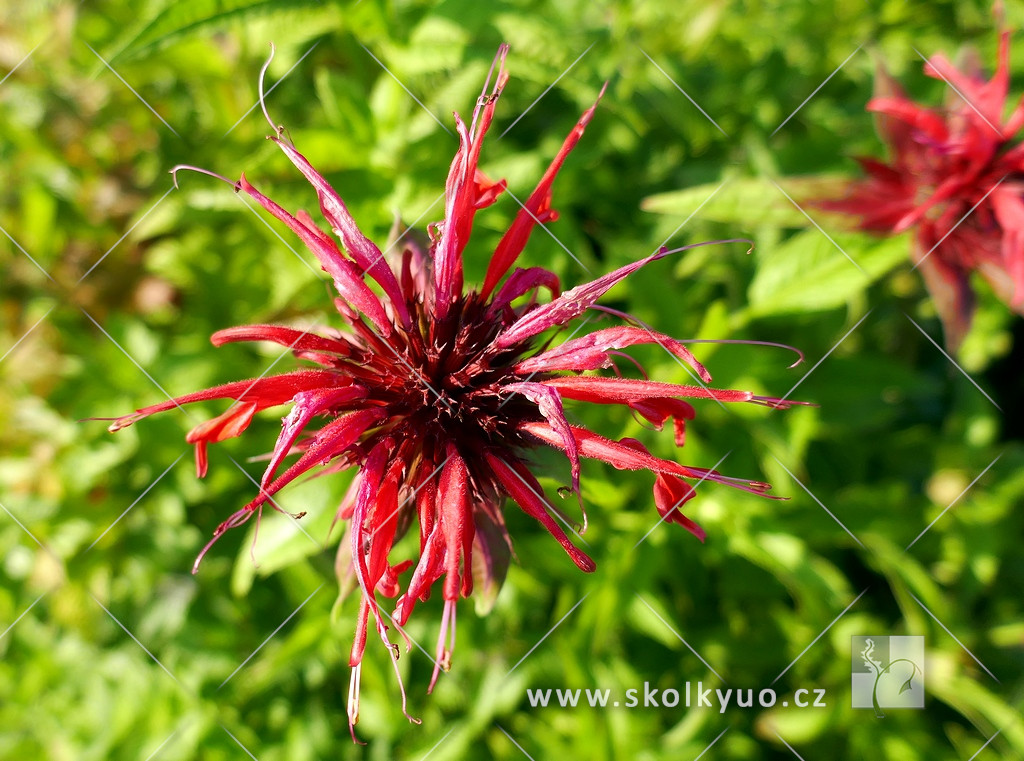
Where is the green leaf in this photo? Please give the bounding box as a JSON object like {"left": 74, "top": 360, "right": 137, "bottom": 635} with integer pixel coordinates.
{"left": 641, "top": 175, "right": 850, "bottom": 228}
{"left": 107, "top": 0, "right": 326, "bottom": 63}
{"left": 746, "top": 229, "right": 907, "bottom": 316}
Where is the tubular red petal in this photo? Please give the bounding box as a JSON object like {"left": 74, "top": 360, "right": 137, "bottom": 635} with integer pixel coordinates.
{"left": 211, "top": 324, "right": 357, "bottom": 357}
{"left": 348, "top": 441, "right": 399, "bottom": 655}
{"left": 541, "top": 375, "right": 755, "bottom": 404}
{"left": 481, "top": 82, "right": 608, "bottom": 299}
{"left": 437, "top": 443, "right": 472, "bottom": 601}
{"left": 522, "top": 420, "right": 699, "bottom": 479}
{"left": 486, "top": 452, "right": 595, "bottom": 573}
{"left": 486, "top": 267, "right": 561, "bottom": 317}
{"left": 433, "top": 115, "right": 472, "bottom": 320}
{"left": 365, "top": 456, "right": 406, "bottom": 586}
{"left": 492, "top": 240, "right": 748, "bottom": 350}
{"left": 396, "top": 527, "right": 445, "bottom": 626}
{"left": 243, "top": 408, "right": 386, "bottom": 514}
{"left": 268, "top": 139, "right": 412, "bottom": 330}
{"left": 238, "top": 174, "right": 394, "bottom": 334}
{"left": 107, "top": 370, "right": 351, "bottom": 432}
{"left": 349, "top": 600, "right": 371, "bottom": 666}
{"left": 503, "top": 381, "right": 582, "bottom": 502}
{"left": 523, "top": 421, "right": 780, "bottom": 498}
{"left": 415, "top": 462, "right": 439, "bottom": 546}
{"left": 434, "top": 47, "right": 510, "bottom": 319}
{"left": 261, "top": 386, "right": 369, "bottom": 487}
{"left": 515, "top": 325, "right": 711, "bottom": 382}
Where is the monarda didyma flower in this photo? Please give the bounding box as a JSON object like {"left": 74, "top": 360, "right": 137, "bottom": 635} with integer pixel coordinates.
{"left": 821, "top": 23, "right": 1024, "bottom": 348}
{"left": 108, "top": 45, "right": 806, "bottom": 737}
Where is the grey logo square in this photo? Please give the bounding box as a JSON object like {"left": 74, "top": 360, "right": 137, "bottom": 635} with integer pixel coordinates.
{"left": 852, "top": 635, "right": 925, "bottom": 715}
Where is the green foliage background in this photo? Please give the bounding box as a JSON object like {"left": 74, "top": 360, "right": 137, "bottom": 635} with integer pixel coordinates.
{"left": 2, "top": 1, "right": 1022, "bottom": 759}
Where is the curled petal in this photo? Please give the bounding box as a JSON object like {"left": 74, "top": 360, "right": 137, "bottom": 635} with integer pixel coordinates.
{"left": 653, "top": 474, "right": 705, "bottom": 541}
{"left": 473, "top": 170, "right": 507, "bottom": 209}
{"left": 630, "top": 397, "right": 695, "bottom": 447}
{"left": 186, "top": 401, "right": 258, "bottom": 477}
{"left": 487, "top": 267, "right": 561, "bottom": 318}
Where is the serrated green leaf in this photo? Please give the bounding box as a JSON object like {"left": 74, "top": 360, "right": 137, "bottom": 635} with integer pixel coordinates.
{"left": 641, "top": 175, "right": 850, "bottom": 228}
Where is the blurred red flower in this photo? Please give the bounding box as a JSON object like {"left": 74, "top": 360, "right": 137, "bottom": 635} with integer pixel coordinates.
{"left": 822, "top": 27, "right": 1024, "bottom": 347}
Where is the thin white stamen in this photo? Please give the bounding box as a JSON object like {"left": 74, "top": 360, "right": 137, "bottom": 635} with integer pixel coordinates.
{"left": 259, "top": 44, "right": 278, "bottom": 132}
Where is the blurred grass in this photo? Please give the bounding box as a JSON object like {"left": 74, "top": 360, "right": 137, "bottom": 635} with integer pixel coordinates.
{"left": 2, "top": 1, "right": 1023, "bottom": 759}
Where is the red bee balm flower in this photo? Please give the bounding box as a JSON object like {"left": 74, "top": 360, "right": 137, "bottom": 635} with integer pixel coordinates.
{"left": 109, "top": 46, "right": 804, "bottom": 736}
{"left": 822, "top": 26, "right": 1024, "bottom": 348}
